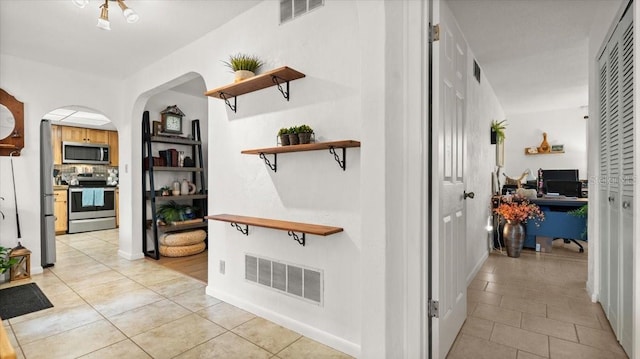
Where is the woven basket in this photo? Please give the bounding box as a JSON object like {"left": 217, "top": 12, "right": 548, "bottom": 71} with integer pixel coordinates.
{"left": 160, "top": 230, "right": 206, "bottom": 247}
{"left": 159, "top": 241, "right": 206, "bottom": 257}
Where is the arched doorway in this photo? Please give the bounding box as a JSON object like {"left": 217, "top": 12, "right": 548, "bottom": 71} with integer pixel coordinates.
{"left": 40, "top": 106, "right": 119, "bottom": 266}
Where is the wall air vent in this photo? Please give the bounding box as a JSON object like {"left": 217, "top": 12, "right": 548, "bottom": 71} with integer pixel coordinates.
{"left": 473, "top": 59, "right": 481, "bottom": 84}
{"left": 280, "top": 0, "right": 324, "bottom": 24}
{"left": 245, "top": 254, "right": 323, "bottom": 305}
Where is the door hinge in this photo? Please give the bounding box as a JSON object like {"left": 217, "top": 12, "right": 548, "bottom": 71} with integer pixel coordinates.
{"left": 429, "top": 24, "right": 440, "bottom": 43}
{"left": 428, "top": 299, "right": 439, "bottom": 318}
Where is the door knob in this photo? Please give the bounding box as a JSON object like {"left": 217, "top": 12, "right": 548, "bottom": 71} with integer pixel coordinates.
{"left": 464, "top": 191, "right": 475, "bottom": 200}
{"left": 608, "top": 196, "right": 615, "bottom": 203}
{"left": 622, "top": 201, "right": 631, "bottom": 209}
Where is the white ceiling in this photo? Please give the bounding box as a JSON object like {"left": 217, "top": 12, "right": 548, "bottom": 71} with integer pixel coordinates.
{"left": 0, "top": 0, "right": 624, "bottom": 121}
{"left": 446, "top": 0, "right": 623, "bottom": 116}
{"left": 0, "top": 0, "right": 260, "bottom": 79}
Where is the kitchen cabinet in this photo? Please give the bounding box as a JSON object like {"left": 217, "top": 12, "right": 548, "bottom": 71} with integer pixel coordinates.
{"left": 61, "top": 127, "right": 109, "bottom": 144}
{"left": 108, "top": 130, "right": 118, "bottom": 166}
{"left": 52, "top": 125, "right": 63, "bottom": 165}
{"left": 54, "top": 189, "right": 68, "bottom": 234}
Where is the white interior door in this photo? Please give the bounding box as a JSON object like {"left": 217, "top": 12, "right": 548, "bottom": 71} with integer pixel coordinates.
{"left": 596, "top": 4, "right": 633, "bottom": 356}
{"left": 431, "top": 1, "right": 467, "bottom": 357}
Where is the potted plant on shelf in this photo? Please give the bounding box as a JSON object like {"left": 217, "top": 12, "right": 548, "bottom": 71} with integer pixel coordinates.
{"left": 288, "top": 126, "right": 300, "bottom": 145}
{"left": 297, "top": 124, "right": 314, "bottom": 144}
{"left": 278, "top": 128, "right": 290, "bottom": 146}
{"left": 160, "top": 186, "right": 171, "bottom": 196}
{"left": 222, "top": 53, "right": 264, "bottom": 83}
{"left": 491, "top": 119, "right": 507, "bottom": 144}
{"left": 157, "top": 201, "right": 196, "bottom": 225}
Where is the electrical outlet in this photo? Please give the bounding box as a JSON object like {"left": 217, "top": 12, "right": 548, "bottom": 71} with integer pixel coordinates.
{"left": 219, "top": 260, "right": 225, "bottom": 274}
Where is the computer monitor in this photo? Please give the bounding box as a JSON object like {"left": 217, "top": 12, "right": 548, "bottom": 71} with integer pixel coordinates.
{"left": 542, "top": 169, "right": 579, "bottom": 193}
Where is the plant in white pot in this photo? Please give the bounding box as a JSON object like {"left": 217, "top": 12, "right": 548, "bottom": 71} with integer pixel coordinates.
{"left": 223, "top": 53, "right": 264, "bottom": 82}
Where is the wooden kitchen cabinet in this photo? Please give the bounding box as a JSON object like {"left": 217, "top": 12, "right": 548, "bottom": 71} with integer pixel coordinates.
{"left": 52, "top": 125, "right": 63, "bottom": 165}
{"left": 108, "top": 130, "right": 119, "bottom": 166}
{"left": 54, "top": 189, "right": 68, "bottom": 234}
{"left": 61, "top": 126, "right": 109, "bottom": 144}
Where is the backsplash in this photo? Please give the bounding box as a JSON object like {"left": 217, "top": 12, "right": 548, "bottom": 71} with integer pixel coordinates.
{"left": 54, "top": 164, "right": 119, "bottom": 185}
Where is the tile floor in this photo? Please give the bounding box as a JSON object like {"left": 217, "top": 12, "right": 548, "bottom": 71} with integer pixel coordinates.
{"left": 448, "top": 241, "right": 629, "bottom": 359}
{"left": 1, "top": 229, "right": 352, "bottom": 358}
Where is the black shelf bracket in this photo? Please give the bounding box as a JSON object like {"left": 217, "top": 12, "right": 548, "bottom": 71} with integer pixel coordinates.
{"left": 329, "top": 146, "right": 347, "bottom": 171}
{"left": 259, "top": 152, "right": 277, "bottom": 172}
{"left": 230, "top": 222, "right": 249, "bottom": 236}
{"left": 288, "top": 231, "right": 306, "bottom": 246}
{"left": 272, "top": 76, "right": 290, "bottom": 101}
{"left": 219, "top": 92, "right": 237, "bottom": 113}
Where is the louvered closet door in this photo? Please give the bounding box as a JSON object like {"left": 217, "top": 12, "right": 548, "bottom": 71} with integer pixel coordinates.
{"left": 597, "top": 5, "right": 633, "bottom": 355}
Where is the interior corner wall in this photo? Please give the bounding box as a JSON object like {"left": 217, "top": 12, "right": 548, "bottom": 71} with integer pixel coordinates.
{"left": 465, "top": 48, "right": 505, "bottom": 281}
{"left": 504, "top": 108, "right": 588, "bottom": 179}
{"left": 0, "top": 54, "right": 122, "bottom": 273}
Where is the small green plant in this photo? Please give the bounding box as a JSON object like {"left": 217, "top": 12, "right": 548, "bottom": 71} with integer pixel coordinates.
{"left": 157, "top": 201, "right": 192, "bottom": 223}
{"left": 0, "top": 246, "right": 18, "bottom": 274}
{"left": 288, "top": 126, "right": 299, "bottom": 134}
{"left": 491, "top": 119, "right": 507, "bottom": 143}
{"left": 297, "top": 124, "right": 313, "bottom": 133}
{"left": 222, "top": 53, "right": 264, "bottom": 73}
{"left": 278, "top": 128, "right": 290, "bottom": 136}
{"left": 569, "top": 204, "right": 588, "bottom": 239}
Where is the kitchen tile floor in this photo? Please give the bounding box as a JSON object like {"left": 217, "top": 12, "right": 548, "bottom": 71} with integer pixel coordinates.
{"left": 448, "top": 241, "right": 629, "bottom": 359}
{"left": 1, "top": 229, "right": 352, "bottom": 359}
{"left": 1, "top": 231, "right": 628, "bottom": 358}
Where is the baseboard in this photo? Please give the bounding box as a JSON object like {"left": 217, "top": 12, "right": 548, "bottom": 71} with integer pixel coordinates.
{"left": 586, "top": 279, "right": 598, "bottom": 302}
{"left": 206, "top": 286, "right": 361, "bottom": 358}
{"left": 117, "top": 249, "right": 144, "bottom": 261}
{"left": 467, "top": 250, "right": 489, "bottom": 285}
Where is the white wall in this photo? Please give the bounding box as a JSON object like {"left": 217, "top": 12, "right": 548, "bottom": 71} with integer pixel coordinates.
{"left": 465, "top": 49, "right": 505, "bottom": 281}
{"left": 115, "top": 1, "right": 390, "bottom": 356}
{"left": 0, "top": 54, "right": 122, "bottom": 273}
{"left": 504, "top": 107, "right": 588, "bottom": 180}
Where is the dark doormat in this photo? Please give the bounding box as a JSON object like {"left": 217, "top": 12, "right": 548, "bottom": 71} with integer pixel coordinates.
{"left": 0, "top": 283, "right": 53, "bottom": 319}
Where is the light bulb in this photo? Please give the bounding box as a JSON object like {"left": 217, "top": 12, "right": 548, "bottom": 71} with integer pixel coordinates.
{"left": 123, "top": 8, "right": 139, "bottom": 23}
{"left": 96, "top": 2, "right": 110, "bottom": 30}
{"left": 96, "top": 17, "right": 111, "bottom": 30}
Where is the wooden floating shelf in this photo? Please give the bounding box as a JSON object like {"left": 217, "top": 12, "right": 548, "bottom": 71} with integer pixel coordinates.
{"left": 524, "top": 149, "right": 565, "bottom": 156}
{"left": 205, "top": 66, "right": 305, "bottom": 113}
{"left": 242, "top": 140, "right": 361, "bottom": 172}
{"left": 205, "top": 66, "right": 305, "bottom": 98}
{"left": 242, "top": 140, "right": 361, "bottom": 155}
{"left": 206, "top": 214, "right": 343, "bottom": 246}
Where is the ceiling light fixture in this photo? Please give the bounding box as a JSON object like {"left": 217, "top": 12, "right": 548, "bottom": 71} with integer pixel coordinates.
{"left": 72, "top": 0, "right": 139, "bottom": 30}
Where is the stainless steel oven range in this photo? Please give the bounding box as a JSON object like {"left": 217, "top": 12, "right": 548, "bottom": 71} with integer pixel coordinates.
{"left": 68, "top": 175, "right": 116, "bottom": 233}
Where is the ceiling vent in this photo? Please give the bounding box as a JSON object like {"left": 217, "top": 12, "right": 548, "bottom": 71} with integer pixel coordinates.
{"left": 280, "top": 0, "right": 324, "bottom": 24}
{"left": 245, "top": 254, "right": 323, "bottom": 305}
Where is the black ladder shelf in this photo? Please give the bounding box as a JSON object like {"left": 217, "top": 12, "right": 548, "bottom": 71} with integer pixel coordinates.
{"left": 141, "top": 111, "right": 208, "bottom": 260}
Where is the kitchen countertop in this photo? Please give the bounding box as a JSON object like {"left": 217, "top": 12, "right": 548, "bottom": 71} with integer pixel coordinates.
{"left": 53, "top": 185, "right": 69, "bottom": 190}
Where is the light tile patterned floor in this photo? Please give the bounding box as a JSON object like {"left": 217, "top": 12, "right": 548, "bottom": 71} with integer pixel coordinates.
{"left": 1, "top": 229, "right": 352, "bottom": 358}
{"left": 448, "top": 241, "right": 629, "bottom": 359}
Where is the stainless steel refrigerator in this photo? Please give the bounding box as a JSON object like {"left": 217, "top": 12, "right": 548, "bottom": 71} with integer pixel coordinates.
{"left": 40, "top": 120, "right": 56, "bottom": 267}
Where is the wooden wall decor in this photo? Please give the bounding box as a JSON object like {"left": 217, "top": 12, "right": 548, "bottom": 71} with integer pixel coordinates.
{"left": 0, "top": 88, "right": 24, "bottom": 156}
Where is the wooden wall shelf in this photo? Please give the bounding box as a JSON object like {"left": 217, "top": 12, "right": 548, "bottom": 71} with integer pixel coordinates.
{"left": 524, "top": 149, "right": 565, "bottom": 156}
{"left": 242, "top": 140, "right": 361, "bottom": 172}
{"left": 206, "top": 214, "right": 343, "bottom": 246}
{"left": 205, "top": 66, "right": 305, "bottom": 113}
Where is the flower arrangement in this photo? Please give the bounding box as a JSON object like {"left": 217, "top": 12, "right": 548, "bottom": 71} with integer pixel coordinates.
{"left": 494, "top": 195, "right": 544, "bottom": 225}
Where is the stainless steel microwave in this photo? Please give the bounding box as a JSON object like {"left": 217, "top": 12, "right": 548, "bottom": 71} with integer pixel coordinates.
{"left": 62, "top": 141, "right": 110, "bottom": 164}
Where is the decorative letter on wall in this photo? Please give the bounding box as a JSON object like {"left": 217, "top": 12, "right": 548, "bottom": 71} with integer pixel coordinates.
{"left": 0, "top": 88, "right": 24, "bottom": 156}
